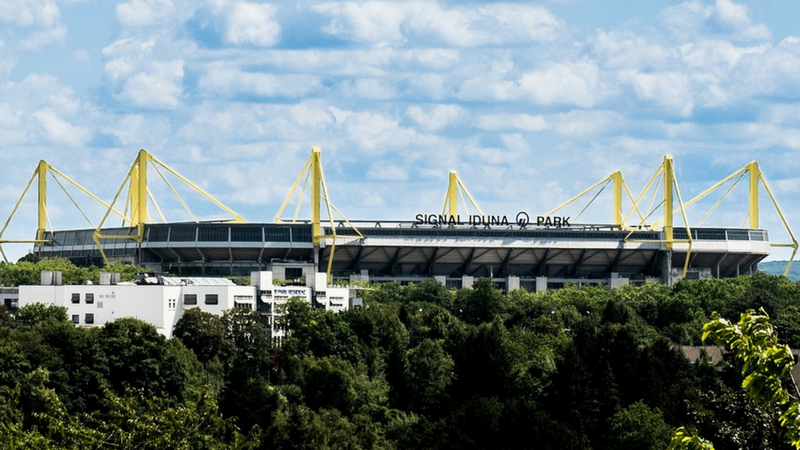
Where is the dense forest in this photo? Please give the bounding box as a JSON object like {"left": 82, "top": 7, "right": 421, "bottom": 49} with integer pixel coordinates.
{"left": 2, "top": 258, "right": 800, "bottom": 449}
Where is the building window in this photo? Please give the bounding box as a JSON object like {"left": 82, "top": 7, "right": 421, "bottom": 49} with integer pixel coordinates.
{"left": 71, "top": 293, "right": 80, "bottom": 304}
{"left": 285, "top": 267, "right": 303, "bottom": 280}
{"left": 168, "top": 298, "right": 176, "bottom": 310}
{"left": 72, "top": 315, "right": 79, "bottom": 324}
{"left": 85, "top": 313, "right": 94, "bottom": 324}
{"left": 234, "top": 302, "right": 252, "bottom": 310}
{"left": 85, "top": 293, "right": 94, "bottom": 304}
{"left": 184, "top": 294, "right": 197, "bottom": 305}
{"left": 205, "top": 294, "right": 218, "bottom": 305}
{"left": 234, "top": 295, "right": 253, "bottom": 303}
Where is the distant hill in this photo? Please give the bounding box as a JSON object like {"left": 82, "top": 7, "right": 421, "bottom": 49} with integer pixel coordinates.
{"left": 758, "top": 260, "right": 800, "bottom": 281}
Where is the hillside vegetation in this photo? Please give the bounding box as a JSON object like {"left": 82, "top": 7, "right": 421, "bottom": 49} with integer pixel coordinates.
{"left": 758, "top": 260, "right": 800, "bottom": 282}
{"left": 2, "top": 259, "right": 800, "bottom": 449}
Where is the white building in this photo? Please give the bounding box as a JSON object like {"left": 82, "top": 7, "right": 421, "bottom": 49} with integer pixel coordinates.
{"left": 252, "top": 268, "right": 362, "bottom": 343}
{"left": 18, "top": 268, "right": 361, "bottom": 340}
{"left": 1, "top": 287, "right": 18, "bottom": 312}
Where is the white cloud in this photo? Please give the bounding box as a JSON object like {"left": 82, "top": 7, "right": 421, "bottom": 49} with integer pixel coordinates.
{"left": 0, "top": 103, "right": 22, "bottom": 128}
{"left": 103, "top": 37, "right": 159, "bottom": 85}
{"left": 711, "top": 0, "right": 770, "bottom": 40}
{"left": 680, "top": 39, "right": 768, "bottom": 69}
{"left": 313, "top": 1, "right": 563, "bottom": 47}
{"left": 341, "top": 78, "right": 397, "bottom": 100}
{"left": 103, "top": 37, "right": 157, "bottom": 60}
{"left": 31, "top": 108, "right": 91, "bottom": 147}
{"left": 0, "top": 0, "right": 59, "bottom": 27}
{"left": 661, "top": 0, "right": 770, "bottom": 41}
{"left": 226, "top": 2, "right": 280, "bottom": 46}
{"left": 0, "top": 0, "right": 66, "bottom": 49}
{"left": 198, "top": 63, "right": 323, "bottom": 98}
{"left": 117, "top": 0, "right": 178, "bottom": 27}
{"left": 729, "top": 39, "right": 800, "bottom": 99}
{"left": 499, "top": 134, "right": 531, "bottom": 153}
{"left": 457, "top": 57, "right": 516, "bottom": 101}
{"left": 0, "top": 103, "right": 29, "bottom": 145}
{"left": 475, "top": 114, "right": 547, "bottom": 132}
{"left": 287, "top": 102, "right": 335, "bottom": 129}
{"left": 117, "top": 60, "right": 185, "bottom": 109}
{"left": 518, "top": 60, "right": 601, "bottom": 108}
{"left": 593, "top": 30, "right": 678, "bottom": 70}
{"left": 617, "top": 70, "right": 694, "bottom": 117}
{"left": 3, "top": 74, "right": 84, "bottom": 117}
{"left": 329, "top": 107, "right": 432, "bottom": 155}
{"left": 407, "top": 104, "right": 465, "bottom": 131}
{"left": 109, "top": 115, "right": 147, "bottom": 146}
{"left": 366, "top": 164, "right": 409, "bottom": 181}
{"left": 20, "top": 24, "right": 65, "bottom": 49}
{"left": 549, "top": 110, "right": 624, "bottom": 137}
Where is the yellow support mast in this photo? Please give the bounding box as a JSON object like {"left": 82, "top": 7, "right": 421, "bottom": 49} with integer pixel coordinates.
{"left": 651, "top": 160, "right": 797, "bottom": 276}
{"left": 663, "top": 156, "right": 674, "bottom": 252}
{"left": 0, "top": 160, "right": 127, "bottom": 262}
{"left": 442, "top": 171, "right": 483, "bottom": 219}
{"left": 623, "top": 155, "right": 692, "bottom": 284}
{"left": 93, "top": 149, "right": 244, "bottom": 264}
{"left": 312, "top": 148, "right": 323, "bottom": 246}
{"left": 275, "top": 148, "right": 363, "bottom": 282}
{"left": 612, "top": 171, "right": 623, "bottom": 226}
{"left": 36, "top": 160, "right": 47, "bottom": 246}
{"left": 545, "top": 170, "right": 645, "bottom": 227}
{"left": 748, "top": 161, "right": 759, "bottom": 228}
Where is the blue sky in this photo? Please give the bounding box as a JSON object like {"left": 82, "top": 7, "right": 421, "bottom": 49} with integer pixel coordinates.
{"left": 1, "top": 0, "right": 799, "bottom": 262}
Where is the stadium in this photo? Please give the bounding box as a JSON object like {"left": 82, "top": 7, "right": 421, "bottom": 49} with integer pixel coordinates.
{"left": 1, "top": 148, "right": 795, "bottom": 291}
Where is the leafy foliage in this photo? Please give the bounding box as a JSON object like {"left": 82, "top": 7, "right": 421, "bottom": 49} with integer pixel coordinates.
{"left": 700, "top": 308, "right": 800, "bottom": 449}
{"left": 4, "top": 258, "right": 800, "bottom": 448}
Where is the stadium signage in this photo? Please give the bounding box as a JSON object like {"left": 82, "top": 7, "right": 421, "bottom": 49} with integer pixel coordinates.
{"left": 414, "top": 212, "right": 570, "bottom": 227}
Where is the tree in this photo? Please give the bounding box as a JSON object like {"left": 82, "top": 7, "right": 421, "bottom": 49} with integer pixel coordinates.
{"left": 672, "top": 308, "right": 800, "bottom": 449}
{"left": 403, "top": 338, "right": 454, "bottom": 414}
{"left": 86, "top": 387, "right": 257, "bottom": 450}
{"left": 703, "top": 308, "right": 800, "bottom": 448}
{"left": 456, "top": 278, "right": 507, "bottom": 325}
{"left": 607, "top": 401, "right": 673, "bottom": 450}
{"left": 15, "top": 303, "right": 68, "bottom": 328}
{"left": 97, "top": 317, "right": 187, "bottom": 397}
{"left": 668, "top": 427, "right": 715, "bottom": 450}
{"left": 173, "top": 308, "right": 235, "bottom": 364}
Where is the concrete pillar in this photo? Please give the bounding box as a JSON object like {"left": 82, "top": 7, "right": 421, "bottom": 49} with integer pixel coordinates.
{"left": 609, "top": 277, "right": 629, "bottom": 289}
{"left": 506, "top": 275, "right": 520, "bottom": 291}
{"left": 434, "top": 275, "right": 446, "bottom": 286}
{"left": 350, "top": 270, "right": 369, "bottom": 284}
{"left": 251, "top": 271, "right": 273, "bottom": 290}
{"left": 535, "top": 277, "right": 548, "bottom": 293}
{"left": 461, "top": 275, "right": 474, "bottom": 289}
{"left": 662, "top": 251, "right": 673, "bottom": 286}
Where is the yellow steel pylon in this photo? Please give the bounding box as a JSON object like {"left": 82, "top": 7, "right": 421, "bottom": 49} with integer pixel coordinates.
{"left": 544, "top": 170, "right": 646, "bottom": 227}
{"left": 651, "top": 160, "right": 797, "bottom": 276}
{"left": 93, "top": 149, "right": 244, "bottom": 264}
{"left": 442, "top": 171, "right": 483, "bottom": 219}
{"left": 0, "top": 160, "right": 127, "bottom": 262}
{"left": 623, "top": 155, "right": 693, "bottom": 280}
{"left": 275, "top": 148, "right": 363, "bottom": 282}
